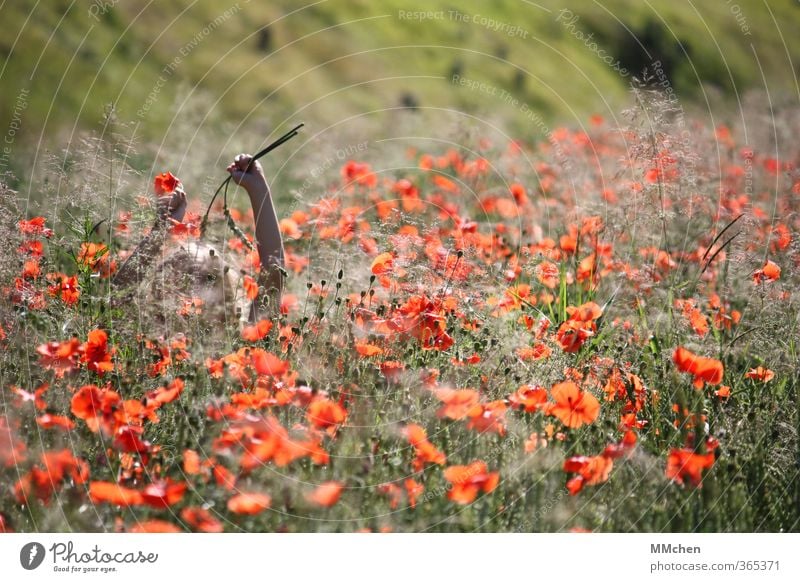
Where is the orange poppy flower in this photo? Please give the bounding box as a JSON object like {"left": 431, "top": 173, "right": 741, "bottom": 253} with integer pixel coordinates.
{"left": 371, "top": 252, "right": 394, "bottom": 275}
{"left": 673, "top": 347, "right": 724, "bottom": 389}
{"left": 355, "top": 342, "right": 384, "bottom": 357}
{"left": 241, "top": 319, "right": 273, "bottom": 342}
{"left": 18, "top": 216, "right": 53, "bottom": 237}
{"left": 549, "top": 381, "right": 600, "bottom": 428}
{"left": 434, "top": 388, "right": 481, "bottom": 420}
{"left": 81, "top": 329, "right": 114, "bottom": 376}
{"left": 563, "top": 455, "right": 614, "bottom": 495}
{"left": 444, "top": 461, "right": 499, "bottom": 504}
{"left": 752, "top": 260, "right": 781, "bottom": 284}
{"left": 35, "top": 414, "right": 75, "bottom": 431}
{"left": 71, "top": 384, "right": 121, "bottom": 433}
{"left": 248, "top": 349, "right": 288, "bottom": 378}
{"left": 36, "top": 338, "right": 81, "bottom": 377}
{"left": 404, "top": 424, "right": 446, "bottom": 470}
{"left": 181, "top": 507, "right": 223, "bottom": 533}
{"left": 556, "top": 301, "right": 603, "bottom": 353}
{"left": 145, "top": 378, "right": 185, "bottom": 407}
{"left": 306, "top": 398, "right": 347, "bottom": 431}
{"left": 715, "top": 385, "right": 731, "bottom": 399}
{"left": 508, "top": 384, "right": 548, "bottom": 412}
{"left": 227, "top": 492, "right": 271, "bottom": 515}
{"left": 465, "top": 401, "right": 508, "bottom": 436}
{"left": 745, "top": 366, "right": 774, "bottom": 382}
{"left": 665, "top": 448, "right": 715, "bottom": 487}
{"left": 306, "top": 481, "right": 344, "bottom": 507}
{"left": 243, "top": 275, "right": 259, "bottom": 301}
{"left": 154, "top": 171, "right": 180, "bottom": 195}
{"left": 89, "top": 481, "right": 144, "bottom": 506}
{"left": 141, "top": 480, "right": 187, "bottom": 509}
{"left": 535, "top": 261, "right": 560, "bottom": 289}
{"left": 183, "top": 450, "right": 201, "bottom": 475}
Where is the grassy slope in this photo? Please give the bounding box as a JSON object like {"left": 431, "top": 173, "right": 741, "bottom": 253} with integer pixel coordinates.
{"left": 1, "top": 0, "right": 799, "bottom": 151}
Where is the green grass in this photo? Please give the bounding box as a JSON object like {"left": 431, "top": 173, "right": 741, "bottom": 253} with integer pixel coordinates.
{"left": 1, "top": 0, "right": 799, "bottom": 163}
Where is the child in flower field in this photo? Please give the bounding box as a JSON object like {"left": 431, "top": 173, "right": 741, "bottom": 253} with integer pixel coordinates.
{"left": 113, "top": 154, "right": 284, "bottom": 329}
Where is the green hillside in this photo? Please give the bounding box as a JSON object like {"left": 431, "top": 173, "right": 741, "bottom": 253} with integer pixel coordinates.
{"left": 1, "top": 0, "right": 799, "bottom": 152}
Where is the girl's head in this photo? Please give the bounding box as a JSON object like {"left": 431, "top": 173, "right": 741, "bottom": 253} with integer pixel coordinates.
{"left": 132, "top": 240, "right": 250, "bottom": 338}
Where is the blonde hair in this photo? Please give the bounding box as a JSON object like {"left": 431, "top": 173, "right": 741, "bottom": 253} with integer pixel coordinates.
{"left": 131, "top": 240, "right": 250, "bottom": 338}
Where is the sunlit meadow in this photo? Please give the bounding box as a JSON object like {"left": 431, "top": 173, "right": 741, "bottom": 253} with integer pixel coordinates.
{"left": 1, "top": 90, "right": 798, "bottom": 533}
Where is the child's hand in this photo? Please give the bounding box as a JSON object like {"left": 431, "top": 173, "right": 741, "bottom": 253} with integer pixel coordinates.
{"left": 227, "top": 154, "right": 270, "bottom": 198}
{"left": 156, "top": 186, "right": 187, "bottom": 223}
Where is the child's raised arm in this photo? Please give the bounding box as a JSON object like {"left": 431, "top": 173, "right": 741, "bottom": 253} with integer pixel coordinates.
{"left": 227, "top": 153, "right": 285, "bottom": 319}
{"left": 111, "top": 185, "right": 187, "bottom": 289}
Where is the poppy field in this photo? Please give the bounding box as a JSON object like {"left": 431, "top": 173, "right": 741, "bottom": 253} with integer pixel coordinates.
{"left": 1, "top": 93, "right": 798, "bottom": 533}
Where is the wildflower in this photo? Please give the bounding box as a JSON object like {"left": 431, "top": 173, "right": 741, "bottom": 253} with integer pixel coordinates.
{"left": 673, "top": 347, "right": 724, "bottom": 389}
{"left": 36, "top": 338, "right": 81, "bottom": 377}
{"left": 306, "top": 398, "right": 347, "bottom": 432}
{"left": 548, "top": 381, "right": 600, "bottom": 428}
{"left": 18, "top": 216, "right": 53, "bottom": 237}
{"left": 154, "top": 171, "right": 180, "bottom": 195}
{"left": 89, "top": 481, "right": 144, "bottom": 507}
{"left": 752, "top": 260, "right": 781, "bottom": 284}
{"left": 241, "top": 319, "right": 273, "bottom": 342}
{"left": 508, "top": 384, "right": 548, "bottom": 413}
{"left": 666, "top": 447, "right": 716, "bottom": 488}
{"left": 46, "top": 273, "right": 80, "bottom": 305}
{"left": 306, "top": 481, "right": 344, "bottom": 507}
{"left": 141, "top": 480, "right": 187, "bottom": 509}
{"left": 563, "top": 455, "right": 614, "bottom": 495}
{"left": 745, "top": 366, "right": 774, "bottom": 383}
{"left": 434, "top": 388, "right": 481, "bottom": 420}
{"left": 181, "top": 507, "right": 223, "bottom": 533}
{"left": 556, "top": 301, "right": 603, "bottom": 353}
{"left": 36, "top": 414, "right": 75, "bottom": 431}
{"left": 404, "top": 424, "right": 446, "bottom": 470}
{"left": 227, "top": 492, "right": 271, "bottom": 515}
{"left": 81, "top": 329, "right": 114, "bottom": 376}
{"left": 444, "top": 461, "right": 499, "bottom": 504}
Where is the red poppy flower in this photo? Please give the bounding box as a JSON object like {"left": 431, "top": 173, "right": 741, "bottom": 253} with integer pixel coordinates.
{"left": 181, "top": 506, "right": 223, "bottom": 533}
{"left": 371, "top": 252, "right": 394, "bottom": 275}
{"left": 752, "top": 260, "right": 781, "bottom": 284}
{"left": 71, "top": 384, "right": 121, "bottom": 433}
{"left": 227, "top": 492, "right": 271, "bottom": 515}
{"left": 745, "top": 366, "right": 774, "bottom": 382}
{"left": 306, "top": 398, "right": 347, "bottom": 431}
{"left": 563, "top": 455, "right": 614, "bottom": 495}
{"left": 404, "top": 424, "right": 446, "bottom": 470}
{"left": 435, "top": 388, "right": 481, "bottom": 420}
{"left": 508, "top": 384, "right": 548, "bottom": 413}
{"left": 549, "top": 381, "right": 600, "bottom": 428}
{"left": 154, "top": 172, "right": 180, "bottom": 195}
{"left": 81, "top": 329, "right": 114, "bottom": 376}
{"left": 444, "top": 461, "right": 499, "bottom": 504}
{"left": 306, "top": 481, "right": 344, "bottom": 507}
{"left": 141, "top": 479, "right": 187, "bottom": 509}
{"left": 673, "top": 347, "right": 724, "bottom": 389}
{"left": 89, "top": 481, "right": 144, "bottom": 506}
{"left": 18, "top": 216, "right": 53, "bottom": 237}
{"left": 665, "top": 448, "right": 715, "bottom": 487}
{"left": 36, "top": 338, "right": 81, "bottom": 377}
{"left": 36, "top": 414, "right": 75, "bottom": 431}
{"left": 241, "top": 319, "right": 273, "bottom": 342}
{"left": 465, "top": 400, "right": 508, "bottom": 436}
{"left": 242, "top": 275, "right": 259, "bottom": 301}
